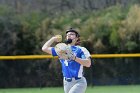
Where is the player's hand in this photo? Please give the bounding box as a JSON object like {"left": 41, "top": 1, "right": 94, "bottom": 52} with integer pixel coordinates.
{"left": 65, "top": 46, "right": 76, "bottom": 60}
{"left": 59, "top": 51, "right": 76, "bottom": 61}
{"left": 54, "top": 35, "right": 62, "bottom": 42}
{"left": 55, "top": 43, "right": 76, "bottom": 61}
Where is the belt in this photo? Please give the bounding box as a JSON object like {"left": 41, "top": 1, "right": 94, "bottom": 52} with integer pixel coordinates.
{"left": 65, "top": 77, "right": 81, "bottom": 82}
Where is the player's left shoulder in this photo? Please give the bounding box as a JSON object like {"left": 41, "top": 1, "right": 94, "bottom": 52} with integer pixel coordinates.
{"left": 77, "top": 46, "right": 89, "bottom": 52}
{"left": 77, "top": 46, "right": 91, "bottom": 58}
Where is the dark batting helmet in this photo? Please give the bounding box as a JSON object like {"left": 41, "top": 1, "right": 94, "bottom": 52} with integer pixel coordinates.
{"left": 66, "top": 28, "right": 80, "bottom": 37}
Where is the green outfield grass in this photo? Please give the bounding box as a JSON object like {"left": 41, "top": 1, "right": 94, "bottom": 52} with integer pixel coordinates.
{"left": 0, "top": 85, "right": 140, "bottom": 93}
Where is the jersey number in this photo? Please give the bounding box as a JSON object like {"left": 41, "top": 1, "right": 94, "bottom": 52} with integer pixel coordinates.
{"left": 64, "top": 60, "right": 68, "bottom": 66}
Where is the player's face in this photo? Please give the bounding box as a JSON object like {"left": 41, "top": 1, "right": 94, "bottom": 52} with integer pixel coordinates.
{"left": 66, "top": 32, "right": 78, "bottom": 44}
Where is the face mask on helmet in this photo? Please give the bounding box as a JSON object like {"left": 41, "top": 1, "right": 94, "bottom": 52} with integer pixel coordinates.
{"left": 65, "top": 39, "right": 72, "bottom": 44}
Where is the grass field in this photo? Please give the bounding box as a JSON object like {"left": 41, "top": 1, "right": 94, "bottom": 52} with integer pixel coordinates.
{"left": 0, "top": 85, "right": 140, "bottom": 93}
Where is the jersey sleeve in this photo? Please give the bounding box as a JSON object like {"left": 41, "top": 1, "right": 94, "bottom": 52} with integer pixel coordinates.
{"left": 51, "top": 47, "right": 58, "bottom": 56}
{"left": 80, "top": 47, "right": 91, "bottom": 58}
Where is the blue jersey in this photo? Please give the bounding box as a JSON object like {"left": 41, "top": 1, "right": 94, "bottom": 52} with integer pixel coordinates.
{"left": 51, "top": 45, "right": 90, "bottom": 78}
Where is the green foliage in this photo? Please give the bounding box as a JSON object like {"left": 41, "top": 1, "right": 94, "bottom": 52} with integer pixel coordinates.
{"left": 118, "top": 4, "right": 140, "bottom": 52}
{"left": 125, "top": 41, "right": 138, "bottom": 51}
{"left": 110, "top": 30, "right": 120, "bottom": 47}
{"left": 17, "top": 12, "right": 45, "bottom": 32}
{"left": 0, "top": 5, "right": 15, "bottom": 17}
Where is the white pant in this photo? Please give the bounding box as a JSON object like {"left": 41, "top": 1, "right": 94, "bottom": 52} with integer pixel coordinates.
{"left": 63, "top": 77, "right": 87, "bottom": 93}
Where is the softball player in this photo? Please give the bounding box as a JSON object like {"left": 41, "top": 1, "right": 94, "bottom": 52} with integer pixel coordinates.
{"left": 42, "top": 28, "right": 91, "bottom": 93}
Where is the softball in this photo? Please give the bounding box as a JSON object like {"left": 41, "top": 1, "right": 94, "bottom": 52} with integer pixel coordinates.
{"left": 55, "top": 35, "right": 62, "bottom": 42}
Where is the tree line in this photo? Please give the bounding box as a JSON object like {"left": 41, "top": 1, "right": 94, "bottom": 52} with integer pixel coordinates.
{"left": 0, "top": 0, "right": 139, "bottom": 15}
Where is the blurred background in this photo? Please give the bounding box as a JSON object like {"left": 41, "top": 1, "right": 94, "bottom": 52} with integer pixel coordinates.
{"left": 0, "top": 0, "right": 140, "bottom": 92}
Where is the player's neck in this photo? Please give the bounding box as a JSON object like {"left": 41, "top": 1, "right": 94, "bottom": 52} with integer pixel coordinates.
{"left": 68, "top": 43, "right": 75, "bottom": 46}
